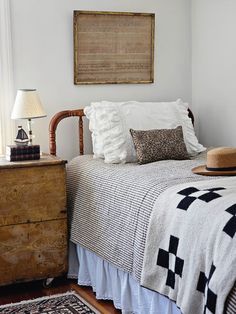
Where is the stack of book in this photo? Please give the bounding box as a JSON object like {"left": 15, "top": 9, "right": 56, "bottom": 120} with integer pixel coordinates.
{"left": 6, "top": 145, "right": 40, "bottom": 162}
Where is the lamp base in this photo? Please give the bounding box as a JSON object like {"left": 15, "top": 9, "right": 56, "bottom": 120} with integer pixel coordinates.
{"left": 27, "top": 118, "right": 33, "bottom": 145}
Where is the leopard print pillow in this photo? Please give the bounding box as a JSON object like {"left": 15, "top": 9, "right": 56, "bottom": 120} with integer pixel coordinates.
{"left": 130, "top": 126, "right": 189, "bottom": 164}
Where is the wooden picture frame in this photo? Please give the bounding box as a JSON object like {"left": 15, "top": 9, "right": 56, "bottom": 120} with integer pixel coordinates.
{"left": 73, "top": 11, "right": 155, "bottom": 85}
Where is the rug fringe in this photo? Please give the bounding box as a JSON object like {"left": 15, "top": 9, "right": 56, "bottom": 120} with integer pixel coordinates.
{"left": 0, "top": 290, "right": 101, "bottom": 313}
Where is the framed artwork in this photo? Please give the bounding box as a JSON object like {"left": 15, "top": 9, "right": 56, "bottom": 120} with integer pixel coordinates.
{"left": 73, "top": 11, "right": 155, "bottom": 85}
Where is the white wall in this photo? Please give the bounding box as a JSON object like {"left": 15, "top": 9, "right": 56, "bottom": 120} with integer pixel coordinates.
{"left": 192, "top": 0, "right": 236, "bottom": 147}
{"left": 10, "top": 0, "right": 191, "bottom": 160}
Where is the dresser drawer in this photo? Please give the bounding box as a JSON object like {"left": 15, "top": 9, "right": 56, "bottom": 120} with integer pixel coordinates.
{"left": 0, "top": 219, "right": 67, "bottom": 285}
{"left": 0, "top": 164, "right": 66, "bottom": 226}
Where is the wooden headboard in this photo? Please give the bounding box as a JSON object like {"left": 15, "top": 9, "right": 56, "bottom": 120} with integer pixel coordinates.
{"left": 49, "top": 109, "right": 85, "bottom": 156}
{"left": 49, "top": 108, "right": 194, "bottom": 156}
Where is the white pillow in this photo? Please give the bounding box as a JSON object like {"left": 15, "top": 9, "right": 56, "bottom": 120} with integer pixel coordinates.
{"left": 84, "top": 99, "right": 206, "bottom": 163}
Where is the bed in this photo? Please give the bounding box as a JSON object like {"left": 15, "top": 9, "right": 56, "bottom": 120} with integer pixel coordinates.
{"left": 49, "top": 104, "right": 236, "bottom": 314}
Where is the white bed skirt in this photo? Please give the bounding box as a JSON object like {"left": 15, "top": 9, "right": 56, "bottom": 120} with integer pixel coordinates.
{"left": 68, "top": 242, "right": 181, "bottom": 314}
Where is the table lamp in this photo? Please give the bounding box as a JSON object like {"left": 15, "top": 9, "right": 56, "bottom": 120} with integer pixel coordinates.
{"left": 11, "top": 89, "right": 46, "bottom": 145}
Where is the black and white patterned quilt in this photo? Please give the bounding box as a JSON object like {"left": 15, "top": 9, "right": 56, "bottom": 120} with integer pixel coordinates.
{"left": 141, "top": 177, "right": 236, "bottom": 314}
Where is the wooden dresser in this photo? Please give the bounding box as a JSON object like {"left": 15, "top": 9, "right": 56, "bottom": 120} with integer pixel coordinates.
{"left": 0, "top": 154, "right": 67, "bottom": 286}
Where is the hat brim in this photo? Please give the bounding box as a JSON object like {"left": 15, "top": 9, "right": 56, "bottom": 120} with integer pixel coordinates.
{"left": 192, "top": 165, "right": 236, "bottom": 176}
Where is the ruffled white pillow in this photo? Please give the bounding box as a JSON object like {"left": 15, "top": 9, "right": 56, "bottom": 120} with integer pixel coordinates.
{"left": 84, "top": 99, "right": 206, "bottom": 163}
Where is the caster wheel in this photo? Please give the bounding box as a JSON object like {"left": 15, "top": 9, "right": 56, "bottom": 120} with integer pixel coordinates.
{"left": 43, "top": 277, "right": 54, "bottom": 288}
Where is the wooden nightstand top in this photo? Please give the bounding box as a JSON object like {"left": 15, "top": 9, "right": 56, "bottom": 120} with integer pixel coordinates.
{"left": 0, "top": 153, "right": 66, "bottom": 169}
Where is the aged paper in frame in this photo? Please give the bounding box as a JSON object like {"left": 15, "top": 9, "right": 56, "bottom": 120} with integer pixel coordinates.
{"left": 74, "top": 11, "right": 155, "bottom": 85}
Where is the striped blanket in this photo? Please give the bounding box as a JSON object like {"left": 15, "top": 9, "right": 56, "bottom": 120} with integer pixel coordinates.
{"left": 67, "top": 153, "right": 236, "bottom": 313}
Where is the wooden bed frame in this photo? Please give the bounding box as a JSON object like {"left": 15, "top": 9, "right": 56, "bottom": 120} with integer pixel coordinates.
{"left": 49, "top": 108, "right": 194, "bottom": 156}
{"left": 49, "top": 109, "right": 85, "bottom": 156}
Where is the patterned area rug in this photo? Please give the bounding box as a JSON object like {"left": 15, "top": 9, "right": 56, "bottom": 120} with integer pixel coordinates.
{"left": 0, "top": 291, "right": 100, "bottom": 313}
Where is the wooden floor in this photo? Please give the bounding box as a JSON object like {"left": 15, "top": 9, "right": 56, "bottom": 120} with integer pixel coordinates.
{"left": 0, "top": 277, "right": 121, "bottom": 314}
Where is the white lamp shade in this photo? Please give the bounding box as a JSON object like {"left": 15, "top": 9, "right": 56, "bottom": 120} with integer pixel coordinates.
{"left": 11, "top": 89, "right": 46, "bottom": 119}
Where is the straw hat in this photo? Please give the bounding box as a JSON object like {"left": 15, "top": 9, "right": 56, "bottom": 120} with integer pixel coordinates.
{"left": 192, "top": 147, "right": 236, "bottom": 176}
